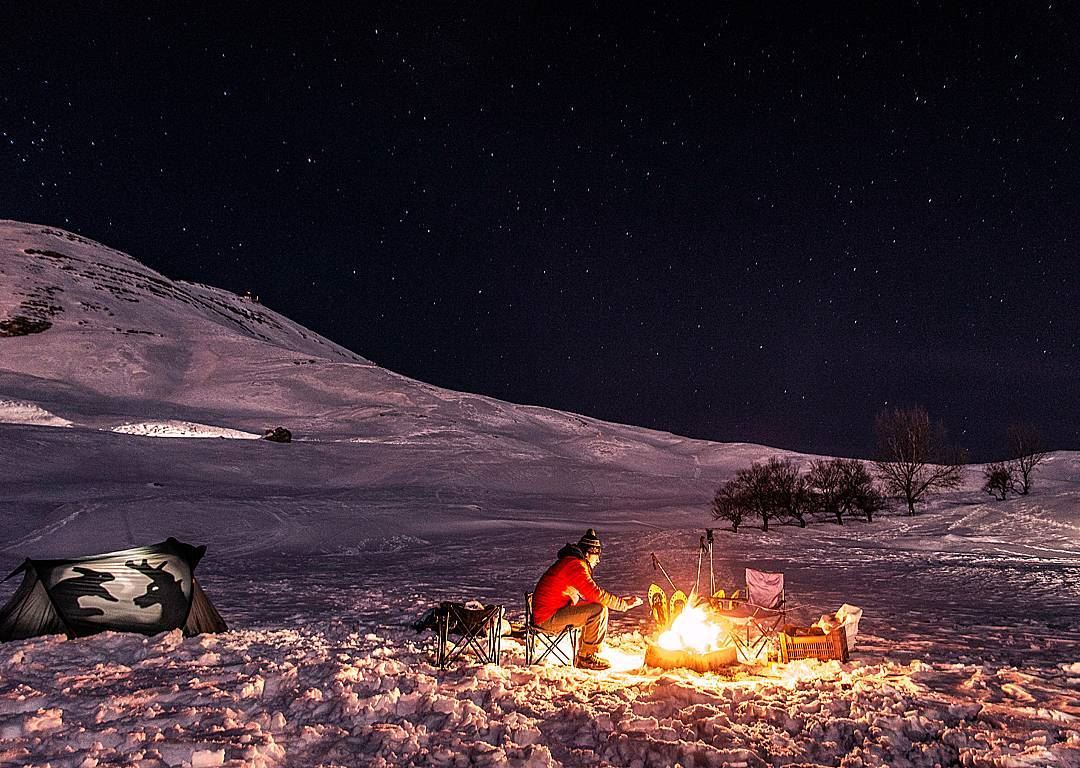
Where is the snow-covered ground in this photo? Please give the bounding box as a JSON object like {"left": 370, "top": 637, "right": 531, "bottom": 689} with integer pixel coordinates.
{"left": 1, "top": 222, "right": 1078, "bottom": 767}
{"left": 0, "top": 399, "right": 73, "bottom": 428}
{"left": 111, "top": 421, "right": 262, "bottom": 439}
{"left": 1, "top": 506, "right": 1077, "bottom": 768}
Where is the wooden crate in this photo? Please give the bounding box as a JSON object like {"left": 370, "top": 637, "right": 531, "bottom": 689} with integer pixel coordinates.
{"left": 778, "top": 627, "right": 849, "bottom": 663}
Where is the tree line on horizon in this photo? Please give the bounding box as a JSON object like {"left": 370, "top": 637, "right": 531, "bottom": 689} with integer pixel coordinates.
{"left": 710, "top": 406, "right": 1050, "bottom": 532}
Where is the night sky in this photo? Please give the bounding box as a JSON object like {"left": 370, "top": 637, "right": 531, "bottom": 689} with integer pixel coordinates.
{"left": 4, "top": 4, "right": 1079, "bottom": 460}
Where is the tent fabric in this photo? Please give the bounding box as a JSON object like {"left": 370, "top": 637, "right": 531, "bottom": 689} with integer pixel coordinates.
{"left": 0, "top": 538, "right": 227, "bottom": 641}
{"left": 0, "top": 569, "right": 66, "bottom": 641}
{"left": 185, "top": 579, "right": 227, "bottom": 636}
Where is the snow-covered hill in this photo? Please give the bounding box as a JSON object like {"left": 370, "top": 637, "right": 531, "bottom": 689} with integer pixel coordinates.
{"left": 0, "top": 219, "right": 807, "bottom": 557}
{"left": 0, "top": 219, "right": 699, "bottom": 446}
{"left": 0, "top": 221, "right": 1077, "bottom": 767}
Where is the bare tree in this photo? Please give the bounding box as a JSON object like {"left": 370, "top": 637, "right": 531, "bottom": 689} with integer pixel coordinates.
{"left": 983, "top": 462, "right": 1013, "bottom": 501}
{"left": 808, "top": 458, "right": 887, "bottom": 524}
{"left": 741, "top": 461, "right": 777, "bottom": 532}
{"left": 873, "top": 406, "right": 966, "bottom": 515}
{"left": 1007, "top": 423, "right": 1049, "bottom": 495}
{"left": 710, "top": 480, "right": 747, "bottom": 533}
{"left": 766, "top": 457, "right": 810, "bottom": 528}
{"left": 738, "top": 460, "right": 773, "bottom": 531}
{"left": 807, "top": 459, "right": 843, "bottom": 524}
{"left": 841, "top": 459, "right": 888, "bottom": 522}
{"left": 709, "top": 457, "right": 811, "bottom": 532}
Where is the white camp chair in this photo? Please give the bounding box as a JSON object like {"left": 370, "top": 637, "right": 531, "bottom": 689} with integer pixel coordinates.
{"left": 714, "top": 568, "right": 787, "bottom": 661}
{"left": 746, "top": 569, "right": 785, "bottom": 612}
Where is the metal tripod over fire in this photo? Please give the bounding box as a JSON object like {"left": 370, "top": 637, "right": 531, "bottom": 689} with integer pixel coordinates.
{"left": 648, "top": 528, "right": 715, "bottom": 622}
{"left": 645, "top": 529, "right": 738, "bottom": 671}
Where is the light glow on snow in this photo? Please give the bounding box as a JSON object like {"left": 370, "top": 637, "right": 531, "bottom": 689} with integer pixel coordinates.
{"left": 596, "top": 644, "right": 645, "bottom": 672}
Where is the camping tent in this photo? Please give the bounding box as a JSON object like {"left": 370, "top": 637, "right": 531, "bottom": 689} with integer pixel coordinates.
{"left": 0, "top": 538, "right": 227, "bottom": 641}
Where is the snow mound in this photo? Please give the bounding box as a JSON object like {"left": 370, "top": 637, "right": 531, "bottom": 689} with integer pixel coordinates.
{"left": 0, "top": 400, "right": 73, "bottom": 428}
{"left": 111, "top": 420, "right": 261, "bottom": 439}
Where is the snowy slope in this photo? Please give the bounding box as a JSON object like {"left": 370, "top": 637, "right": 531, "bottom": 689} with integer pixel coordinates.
{"left": 0, "top": 221, "right": 1077, "bottom": 767}
{"left": 0, "top": 219, "right": 768, "bottom": 476}
{"left": 0, "top": 220, "right": 803, "bottom": 558}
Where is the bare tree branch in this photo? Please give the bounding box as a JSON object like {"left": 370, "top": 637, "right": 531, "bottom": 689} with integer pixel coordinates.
{"left": 872, "top": 406, "right": 965, "bottom": 515}
{"left": 1007, "top": 423, "right": 1049, "bottom": 495}
{"left": 983, "top": 462, "right": 1012, "bottom": 501}
{"left": 808, "top": 458, "right": 885, "bottom": 524}
{"left": 710, "top": 457, "right": 811, "bottom": 532}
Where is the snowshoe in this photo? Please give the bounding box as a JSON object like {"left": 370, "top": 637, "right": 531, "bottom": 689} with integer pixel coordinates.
{"left": 648, "top": 583, "right": 669, "bottom": 630}
{"left": 669, "top": 589, "right": 687, "bottom": 620}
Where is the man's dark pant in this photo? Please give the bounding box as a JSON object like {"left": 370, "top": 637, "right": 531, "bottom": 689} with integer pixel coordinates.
{"left": 538, "top": 602, "right": 608, "bottom": 656}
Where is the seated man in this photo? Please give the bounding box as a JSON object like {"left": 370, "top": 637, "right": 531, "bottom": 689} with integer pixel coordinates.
{"left": 532, "top": 528, "right": 642, "bottom": 670}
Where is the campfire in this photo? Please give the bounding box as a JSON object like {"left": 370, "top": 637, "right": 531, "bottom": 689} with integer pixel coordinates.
{"left": 643, "top": 544, "right": 740, "bottom": 672}
{"left": 644, "top": 598, "right": 738, "bottom": 672}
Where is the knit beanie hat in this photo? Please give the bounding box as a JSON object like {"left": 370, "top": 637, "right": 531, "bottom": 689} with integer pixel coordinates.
{"left": 578, "top": 528, "right": 602, "bottom": 553}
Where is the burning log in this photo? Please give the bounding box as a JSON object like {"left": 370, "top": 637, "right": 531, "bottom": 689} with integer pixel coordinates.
{"left": 644, "top": 642, "right": 738, "bottom": 672}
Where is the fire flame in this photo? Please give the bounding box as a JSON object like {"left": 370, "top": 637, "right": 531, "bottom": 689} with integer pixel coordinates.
{"left": 656, "top": 601, "right": 728, "bottom": 654}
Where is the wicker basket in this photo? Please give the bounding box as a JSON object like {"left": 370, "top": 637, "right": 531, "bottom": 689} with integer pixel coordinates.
{"left": 778, "top": 627, "right": 849, "bottom": 663}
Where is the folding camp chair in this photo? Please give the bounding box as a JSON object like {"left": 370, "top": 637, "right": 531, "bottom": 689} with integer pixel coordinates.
{"left": 740, "top": 568, "right": 787, "bottom": 659}
{"left": 524, "top": 592, "right": 579, "bottom": 666}
{"left": 708, "top": 588, "right": 742, "bottom": 611}
{"left": 433, "top": 602, "right": 504, "bottom": 670}
{"left": 712, "top": 569, "right": 787, "bottom": 661}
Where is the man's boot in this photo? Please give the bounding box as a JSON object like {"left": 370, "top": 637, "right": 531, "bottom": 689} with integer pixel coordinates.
{"left": 575, "top": 652, "right": 611, "bottom": 670}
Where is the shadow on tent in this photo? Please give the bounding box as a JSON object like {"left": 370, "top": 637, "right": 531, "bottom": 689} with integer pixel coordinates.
{"left": 0, "top": 537, "right": 227, "bottom": 641}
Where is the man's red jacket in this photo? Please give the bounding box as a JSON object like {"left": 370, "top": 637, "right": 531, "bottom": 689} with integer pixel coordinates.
{"left": 533, "top": 545, "right": 628, "bottom": 624}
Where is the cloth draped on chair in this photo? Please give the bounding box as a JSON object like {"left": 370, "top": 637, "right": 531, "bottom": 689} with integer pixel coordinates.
{"left": 745, "top": 568, "right": 784, "bottom": 609}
